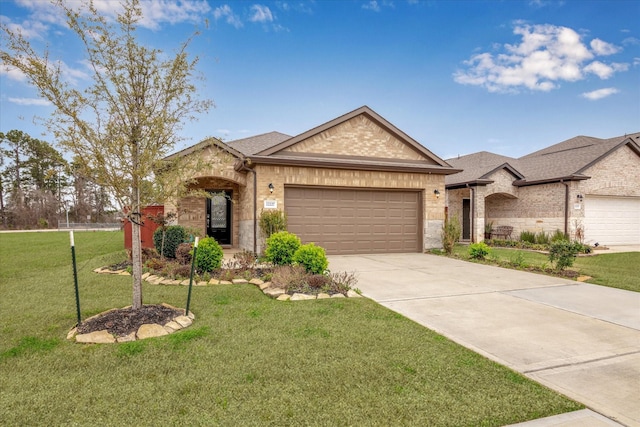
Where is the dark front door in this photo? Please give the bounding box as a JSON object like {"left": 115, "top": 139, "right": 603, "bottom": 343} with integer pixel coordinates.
{"left": 462, "top": 198, "right": 471, "bottom": 240}
{"left": 206, "top": 190, "right": 232, "bottom": 245}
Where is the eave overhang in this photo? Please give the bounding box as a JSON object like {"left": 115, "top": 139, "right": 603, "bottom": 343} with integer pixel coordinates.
{"left": 446, "top": 179, "right": 494, "bottom": 190}
{"left": 513, "top": 174, "right": 591, "bottom": 187}
{"left": 237, "top": 155, "right": 461, "bottom": 175}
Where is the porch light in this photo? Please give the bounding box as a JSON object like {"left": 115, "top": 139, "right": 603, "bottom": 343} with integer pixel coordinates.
{"left": 268, "top": 183, "right": 274, "bottom": 194}
{"left": 433, "top": 189, "right": 440, "bottom": 198}
{"left": 576, "top": 194, "right": 583, "bottom": 202}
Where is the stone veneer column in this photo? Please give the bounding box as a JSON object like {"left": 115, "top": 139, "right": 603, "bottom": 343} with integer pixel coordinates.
{"left": 473, "top": 186, "right": 487, "bottom": 243}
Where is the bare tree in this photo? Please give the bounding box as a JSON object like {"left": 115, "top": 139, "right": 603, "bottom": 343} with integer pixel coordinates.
{"left": 1, "top": 0, "right": 213, "bottom": 309}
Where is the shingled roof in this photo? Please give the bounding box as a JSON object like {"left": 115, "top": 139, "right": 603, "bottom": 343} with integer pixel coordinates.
{"left": 446, "top": 132, "right": 640, "bottom": 188}
{"left": 227, "top": 131, "right": 292, "bottom": 156}
{"left": 446, "top": 152, "right": 522, "bottom": 188}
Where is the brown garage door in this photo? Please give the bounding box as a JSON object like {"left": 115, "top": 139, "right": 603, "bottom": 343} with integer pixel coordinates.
{"left": 285, "top": 186, "right": 421, "bottom": 255}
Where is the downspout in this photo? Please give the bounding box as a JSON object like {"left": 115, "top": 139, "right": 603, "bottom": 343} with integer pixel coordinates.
{"left": 470, "top": 186, "right": 476, "bottom": 243}
{"left": 466, "top": 184, "right": 475, "bottom": 243}
{"left": 238, "top": 159, "right": 258, "bottom": 255}
{"left": 561, "top": 180, "right": 569, "bottom": 237}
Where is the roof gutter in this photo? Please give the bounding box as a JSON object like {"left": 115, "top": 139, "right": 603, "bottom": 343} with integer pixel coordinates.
{"left": 446, "top": 179, "right": 494, "bottom": 189}
{"left": 245, "top": 155, "right": 461, "bottom": 175}
{"left": 513, "top": 174, "right": 590, "bottom": 187}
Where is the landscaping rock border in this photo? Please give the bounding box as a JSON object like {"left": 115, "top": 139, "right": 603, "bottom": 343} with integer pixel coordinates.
{"left": 93, "top": 268, "right": 363, "bottom": 301}
{"left": 67, "top": 303, "right": 195, "bottom": 344}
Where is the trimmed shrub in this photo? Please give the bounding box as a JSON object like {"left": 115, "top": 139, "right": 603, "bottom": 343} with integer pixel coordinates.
{"left": 442, "top": 215, "right": 461, "bottom": 255}
{"left": 293, "top": 243, "right": 328, "bottom": 275}
{"left": 195, "top": 237, "right": 224, "bottom": 272}
{"left": 153, "top": 225, "right": 187, "bottom": 259}
{"left": 519, "top": 231, "right": 536, "bottom": 244}
{"left": 548, "top": 240, "right": 582, "bottom": 271}
{"left": 265, "top": 231, "right": 301, "bottom": 265}
{"left": 468, "top": 242, "right": 491, "bottom": 259}
{"left": 175, "top": 243, "right": 193, "bottom": 265}
{"left": 259, "top": 209, "right": 287, "bottom": 239}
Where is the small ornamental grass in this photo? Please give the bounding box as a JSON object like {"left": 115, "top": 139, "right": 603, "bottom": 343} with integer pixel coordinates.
{"left": 442, "top": 215, "right": 461, "bottom": 255}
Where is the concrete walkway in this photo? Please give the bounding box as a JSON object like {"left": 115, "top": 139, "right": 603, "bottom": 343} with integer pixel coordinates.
{"left": 327, "top": 253, "right": 640, "bottom": 427}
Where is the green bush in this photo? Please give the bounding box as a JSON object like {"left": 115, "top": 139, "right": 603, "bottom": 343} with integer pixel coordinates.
{"left": 153, "top": 225, "right": 187, "bottom": 258}
{"left": 468, "top": 242, "right": 491, "bottom": 259}
{"left": 548, "top": 240, "right": 582, "bottom": 271}
{"left": 293, "top": 243, "right": 328, "bottom": 274}
{"left": 535, "top": 232, "right": 550, "bottom": 245}
{"left": 442, "top": 215, "right": 461, "bottom": 255}
{"left": 195, "top": 237, "right": 224, "bottom": 272}
{"left": 259, "top": 209, "right": 287, "bottom": 239}
{"left": 519, "top": 231, "right": 536, "bottom": 244}
{"left": 265, "top": 231, "right": 301, "bottom": 265}
{"left": 550, "top": 229, "right": 567, "bottom": 242}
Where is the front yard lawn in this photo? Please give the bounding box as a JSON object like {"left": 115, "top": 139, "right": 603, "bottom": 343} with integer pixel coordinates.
{"left": 449, "top": 244, "right": 640, "bottom": 293}
{"left": 0, "top": 231, "right": 582, "bottom": 426}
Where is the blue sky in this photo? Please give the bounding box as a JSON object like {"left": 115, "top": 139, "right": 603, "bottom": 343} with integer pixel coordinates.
{"left": 1, "top": 0, "right": 639, "bottom": 160}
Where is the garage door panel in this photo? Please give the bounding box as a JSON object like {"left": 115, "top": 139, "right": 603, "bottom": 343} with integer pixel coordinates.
{"left": 584, "top": 196, "right": 640, "bottom": 245}
{"left": 285, "top": 187, "right": 421, "bottom": 254}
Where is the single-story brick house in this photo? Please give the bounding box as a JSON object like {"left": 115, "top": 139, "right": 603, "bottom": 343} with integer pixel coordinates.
{"left": 165, "top": 106, "right": 460, "bottom": 254}
{"left": 445, "top": 132, "right": 640, "bottom": 245}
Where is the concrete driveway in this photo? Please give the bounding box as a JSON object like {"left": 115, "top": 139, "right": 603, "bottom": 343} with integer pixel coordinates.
{"left": 327, "top": 253, "right": 640, "bottom": 427}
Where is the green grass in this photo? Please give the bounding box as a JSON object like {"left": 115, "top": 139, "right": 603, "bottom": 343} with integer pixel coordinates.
{"left": 0, "top": 231, "right": 582, "bottom": 426}
{"left": 449, "top": 244, "right": 640, "bottom": 292}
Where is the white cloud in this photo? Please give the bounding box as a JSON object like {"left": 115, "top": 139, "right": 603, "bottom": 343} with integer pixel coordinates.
{"left": 0, "top": 64, "right": 28, "bottom": 82}
{"left": 581, "top": 87, "right": 619, "bottom": 100}
{"left": 13, "top": 0, "right": 210, "bottom": 33}
{"left": 622, "top": 37, "right": 640, "bottom": 46}
{"left": 590, "top": 38, "right": 620, "bottom": 55}
{"left": 250, "top": 5, "right": 274, "bottom": 23}
{"left": 0, "top": 15, "right": 49, "bottom": 39}
{"left": 362, "top": 1, "right": 381, "bottom": 12}
{"left": 584, "top": 61, "right": 629, "bottom": 79}
{"left": 454, "top": 24, "right": 628, "bottom": 93}
{"left": 213, "top": 4, "right": 243, "bottom": 28}
{"left": 8, "top": 97, "right": 51, "bottom": 106}
{"left": 137, "top": 0, "right": 211, "bottom": 30}
{"left": 1, "top": 58, "right": 88, "bottom": 86}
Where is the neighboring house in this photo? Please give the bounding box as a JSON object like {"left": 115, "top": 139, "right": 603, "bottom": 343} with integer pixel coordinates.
{"left": 165, "top": 106, "right": 460, "bottom": 254}
{"left": 446, "top": 132, "right": 640, "bottom": 246}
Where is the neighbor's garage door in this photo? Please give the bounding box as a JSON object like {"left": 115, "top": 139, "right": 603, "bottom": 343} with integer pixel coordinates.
{"left": 584, "top": 196, "right": 640, "bottom": 245}
{"left": 285, "top": 187, "right": 421, "bottom": 255}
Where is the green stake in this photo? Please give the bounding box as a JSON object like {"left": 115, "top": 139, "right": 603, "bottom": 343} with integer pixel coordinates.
{"left": 185, "top": 236, "right": 199, "bottom": 316}
{"left": 70, "top": 231, "right": 81, "bottom": 325}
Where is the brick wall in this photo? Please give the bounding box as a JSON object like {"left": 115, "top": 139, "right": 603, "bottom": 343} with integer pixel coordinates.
{"left": 283, "top": 115, "right": 437, "bottom": 163}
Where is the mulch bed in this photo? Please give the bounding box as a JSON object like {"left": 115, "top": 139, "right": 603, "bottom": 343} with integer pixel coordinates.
{"left": 77, "top": 305, "right": 183, "bottom": 337}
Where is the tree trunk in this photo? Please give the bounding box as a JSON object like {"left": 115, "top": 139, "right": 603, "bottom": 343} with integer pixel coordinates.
{"left": 131, "top": 185, "right": 143, "bottom": 310}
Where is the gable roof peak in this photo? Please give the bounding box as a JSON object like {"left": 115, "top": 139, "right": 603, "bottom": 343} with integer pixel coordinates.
{"left": 255, "top": 105, "right": 450, "bottom": 167}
